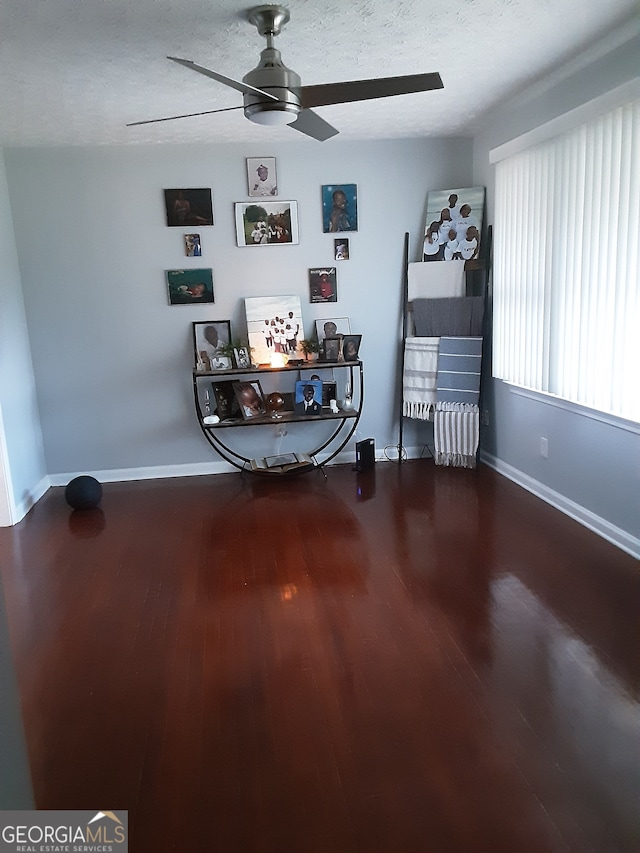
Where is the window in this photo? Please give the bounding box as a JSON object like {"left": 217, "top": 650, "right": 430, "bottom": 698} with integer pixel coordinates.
{"left": 491, "top": 92, "right": 640, "bottom": 423}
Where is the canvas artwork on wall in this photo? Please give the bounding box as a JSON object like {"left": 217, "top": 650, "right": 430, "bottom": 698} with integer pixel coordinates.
{"left": 322, "top": 184, "right": 357, "bottom": 233}
{"left": 423, "top": 186, "right": 485, "bottom": 262}
{"left": 235, "top": 201, "right": 299, "bottom": 246}
{"left": 166, "top": 269, "right": 214, "bottom": 305}
{"left": 245, "top": 295, "right": 304, "bottom": 365}
{"left": 164, "top": 189, "right": 214, "bottom": 227}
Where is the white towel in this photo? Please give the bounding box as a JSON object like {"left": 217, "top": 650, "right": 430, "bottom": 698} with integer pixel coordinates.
{"left": 402, "top": 336, "right": 439, "bottom": 420}
{"left": 434, "top": 401, "right": 479, "bottom": 468}
{"left": 407, "top": 260, "right": 466, "bottom": 301}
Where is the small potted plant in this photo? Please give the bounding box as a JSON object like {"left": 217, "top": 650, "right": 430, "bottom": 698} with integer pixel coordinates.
{"left": 300, "top": 338, "right": 320, "bottom": 361}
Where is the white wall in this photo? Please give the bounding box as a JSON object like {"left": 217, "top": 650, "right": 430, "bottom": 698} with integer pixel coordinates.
{"left": 473, "top": 33, "right": 640, "bottom": 557}
{"left": 0, "top": 151, "right": 47, "bottom": 523}
{"left": 4, "top": 137, "right": 471, "bottom": 480}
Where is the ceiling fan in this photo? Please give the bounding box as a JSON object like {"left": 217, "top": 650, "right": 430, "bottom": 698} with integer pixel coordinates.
{"left": 127, "top": 4, "right": 443, "bottom": 141}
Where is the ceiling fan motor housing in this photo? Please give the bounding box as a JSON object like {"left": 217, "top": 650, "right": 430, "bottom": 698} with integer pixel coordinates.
{"left": 243, "top": 47, "right": 302, "bottom": 125}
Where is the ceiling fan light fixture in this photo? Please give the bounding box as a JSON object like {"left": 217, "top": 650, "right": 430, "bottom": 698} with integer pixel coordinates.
{"left": 244, "top": 102, "right": 300, "bottom": 126}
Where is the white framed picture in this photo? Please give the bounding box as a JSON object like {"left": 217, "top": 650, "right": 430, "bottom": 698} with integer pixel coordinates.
{"left": 316, "top": 317, "right": 351, "bottom": 343}
{"left": 235, "top": 201, "right": 299, "bottom": 246}
{"left": 246, "top": 157, "right": 278, "bottom": 197}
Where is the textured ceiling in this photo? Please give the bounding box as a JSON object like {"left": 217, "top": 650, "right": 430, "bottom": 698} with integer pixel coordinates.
{"left": 0, "top": 0, "right": 637, "bottom": 147}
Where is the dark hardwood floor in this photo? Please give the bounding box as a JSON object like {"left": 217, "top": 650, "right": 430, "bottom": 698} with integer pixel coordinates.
{"left": 0, "top": 460, "right": 638, "bottom": 852}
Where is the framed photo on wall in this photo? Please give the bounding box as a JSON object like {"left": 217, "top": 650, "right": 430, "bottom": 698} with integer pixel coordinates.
{"left": 235, "top": 201, "right": 299, "bottom": 246}
{"left": 246, "top": 157, "right": 278, "bottom": 197}
{"left": 184, "top": 234, "right": 202, "bottom": 256}
{"left": 334, "top": 239, "right": 350, "bottom": 260}
{"left": 321, "top": 184, "right": 357, "bottom": 233}
{"left": 164, "top": 188, "right": 214, "bottom": 227}
{"left": 309, "top": 267, "right": 337, "bottom": 303}
{"left": 166, "top": 269, "right": 214, "bottom": 305}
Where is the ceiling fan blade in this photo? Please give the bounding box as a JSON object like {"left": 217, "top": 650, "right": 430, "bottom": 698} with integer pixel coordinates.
{"left": 127, "top": 105, "right": 245, "bottom": 127}
{"left": 300, "top": 72, "right": 443, "bottom": 109}
{"left": 288, "top": 109, "right": 339, "bottom": 142}
{"left": 167, "top": 56, "right": 279, "bottom": 101}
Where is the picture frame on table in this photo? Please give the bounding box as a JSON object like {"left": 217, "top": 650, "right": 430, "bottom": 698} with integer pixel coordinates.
{"left": 294, "top": 380, "right": 323, "bottom": 415}
{"left": 233, "top": 380, "right": 267, "bottom": 420}
{"left": 321, "top": 381, "right": 337, "bottom": 408}
{"left": 246, "top": 157, "right": 278, "bottom": 197}
{"left": 234, "top": 346, "right": 251, "bottom": 369}
{"left": 342, "top": 334, "right": 362, "bottom": 362}
{"left": 211, "top": 381, "right": 241, "bottom": 421}
{"left": 321, "top": 335, "right": 343, "bottom": 363}
{"left": 315, "top": 317, "right": 351, "bottom": 343}
{"left": 192, "top": 320, "right": 232, "bottom": 369}
{"left": 235, "top": 201, "right": 299, "bottom": 246}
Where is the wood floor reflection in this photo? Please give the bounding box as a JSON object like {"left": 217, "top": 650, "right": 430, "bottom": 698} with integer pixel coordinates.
{"left": 1, "top": 460, "right": 638, "bottom": 852}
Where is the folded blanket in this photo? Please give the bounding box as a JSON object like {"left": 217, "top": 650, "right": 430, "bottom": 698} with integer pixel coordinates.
{"left": 407, "top": 260, "right": 466, "bottom": 301}
{"left": 412, "top": 296, "right": 485, "bottom": 337}
{"left": 434, "top": 402, "right": 480, "bottom": 468}
{"left": 436, "top": 336, "right": 483, "bottom": 406}
{"left": 402, "top": 336, "right": 439, "bottom": 420}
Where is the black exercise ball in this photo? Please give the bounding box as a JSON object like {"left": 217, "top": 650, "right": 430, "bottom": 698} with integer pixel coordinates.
{"left": 65, "top": 475, "right": 103, "bottom": 510}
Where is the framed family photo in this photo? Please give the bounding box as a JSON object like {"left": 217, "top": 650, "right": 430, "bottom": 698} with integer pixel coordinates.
{"left": 235, "top": 201, "right": 299, "bottom": 246}
{"left": 322, "top": 184, "right": 358, "bottom": 233}
{"left": 423, "top": 186, "right": 485, "bottom": 262}
{"left": 167, "top": 269, "right": 214, "bottom": 305}
{"left": 244, "top": 295, "right": 303, "bottom": 365}
{"left": 164, "top": 188, "right": 214, "bottom": 227}
{"left": 247, "top": 157, "right": 278, "bottom": 197}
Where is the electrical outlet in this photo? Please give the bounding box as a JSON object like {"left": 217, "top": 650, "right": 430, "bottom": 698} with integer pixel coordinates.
{"left": 540, "top": 437, "right": 548, "bottom": 458}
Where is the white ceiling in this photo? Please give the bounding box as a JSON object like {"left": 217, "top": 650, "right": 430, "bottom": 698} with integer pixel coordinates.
{"left": 0, "top": 0, "right": 637, "bottom": 147}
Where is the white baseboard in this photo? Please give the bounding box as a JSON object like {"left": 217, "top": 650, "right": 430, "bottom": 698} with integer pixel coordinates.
{"left": 480, "top": 451, "right": 640, "bottom": 560}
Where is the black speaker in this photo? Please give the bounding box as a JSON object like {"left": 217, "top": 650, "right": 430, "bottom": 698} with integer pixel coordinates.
{"left": 355, "top": 438, "right": 375, "bottom": 472}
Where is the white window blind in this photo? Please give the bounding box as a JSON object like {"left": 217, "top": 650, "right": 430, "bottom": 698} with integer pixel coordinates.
{"left": 492, "top": 96, "right": 640, "bottom": 423}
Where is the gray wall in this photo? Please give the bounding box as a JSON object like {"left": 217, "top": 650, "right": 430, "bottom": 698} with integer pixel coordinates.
{"left": 0, "top": 151, "right": 47, "bottom": 521}
{"left": 473, "top": 33, "right": 640, "bottom": 556}
{"left": 4, "top": 138, "right": 471, "bottom": 482}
